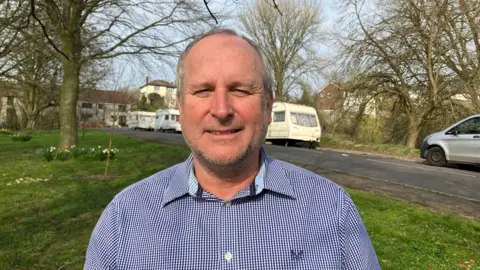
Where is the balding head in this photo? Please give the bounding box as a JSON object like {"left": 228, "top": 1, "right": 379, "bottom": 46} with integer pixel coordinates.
{"left": 175, "top": 28, "right": 274, "bottom": 105}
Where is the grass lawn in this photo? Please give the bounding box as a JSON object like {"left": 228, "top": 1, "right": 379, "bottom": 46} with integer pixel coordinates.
{"left": 0, "top": 130, "right": 479, "bottom": 269}
{"left": 319, "top": 134, "right": 421, "bottom": 159}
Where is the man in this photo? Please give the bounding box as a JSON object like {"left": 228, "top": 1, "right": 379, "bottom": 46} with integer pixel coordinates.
{"left": 85, "top": 28, "right": 380, "bottom": 269}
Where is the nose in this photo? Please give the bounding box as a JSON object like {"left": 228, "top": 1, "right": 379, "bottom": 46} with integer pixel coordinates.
{"left": 210, "top": 89, "right": 233, "bottom": 120}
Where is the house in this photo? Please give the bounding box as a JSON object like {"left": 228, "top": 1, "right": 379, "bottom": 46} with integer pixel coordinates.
{"left": 0, "top": 81, "right": 24, "bottom": 129}
{"left": 139, "top": 78, "right": 177, "bottom": 109}
{"left": 315, "top": 82, "right": 344, "bottom": 112}
{"left": 315, "top": 82, "right": 380, "bottom": 117}
{"left": 77, "top": 89, "right": 136, "bottom": 127}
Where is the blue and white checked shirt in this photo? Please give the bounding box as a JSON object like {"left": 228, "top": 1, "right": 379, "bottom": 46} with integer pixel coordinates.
{"left": 85, "top": 148, "right": 380, "bottom": 269}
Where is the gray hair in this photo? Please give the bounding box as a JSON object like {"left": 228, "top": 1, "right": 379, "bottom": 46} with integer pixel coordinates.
{"left": 175, "top": 27, "right": 274, "bottom": 104}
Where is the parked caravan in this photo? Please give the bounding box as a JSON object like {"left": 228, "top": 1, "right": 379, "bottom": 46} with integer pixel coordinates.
{"left": 126, "top": 111, "right": 156, "bottom": 131}
{"left": 155, "top": 109, "right": 182, "bottom": 133}
{"left": 266, "top": 102, "right": 321, "bottom": 148}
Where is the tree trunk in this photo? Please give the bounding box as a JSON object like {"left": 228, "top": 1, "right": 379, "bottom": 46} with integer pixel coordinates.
{"left": 406, "top": 115, "right": 421, "bottom": 148}
{"left": 59, "top": 61, "right": 81, "bottom": 149}
{"left": 351, "top": 101, "right": 367, "bottom": 139}
{"left": 470, "top": 89, "right": 480, "bottom": 112}
{"left": 26, "top": 115, "right": 36, "bottom": 130}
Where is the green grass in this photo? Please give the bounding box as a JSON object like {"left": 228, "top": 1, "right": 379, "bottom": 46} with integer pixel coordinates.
{"left": 320, "top": 134, "right": 421, "bottom": 159}
{"left": 0, "top": 130, "right": 479, "bottom": 269}
{"left": 349, "top": 189, "right": 480, "bottom": 269}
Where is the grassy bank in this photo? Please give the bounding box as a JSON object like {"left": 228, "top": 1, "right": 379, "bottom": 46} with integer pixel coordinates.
{"left": 319, "top": 134, "right": 421, "bottom": 159}
{"left": 0, "top": 130, "right": 478, "bottom": 269}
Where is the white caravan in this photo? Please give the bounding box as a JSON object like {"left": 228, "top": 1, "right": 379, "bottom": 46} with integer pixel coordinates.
{"left": 266, "top": 102, "right": 321, "bottom": 148}
{"left": 155, "top": 109, "right": 182, "bottom": 133}
{"left": 127, "top": 111, "right": 156, "bottom": 131}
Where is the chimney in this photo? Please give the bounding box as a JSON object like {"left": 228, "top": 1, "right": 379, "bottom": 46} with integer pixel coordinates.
{"left": 146, "top": 76, "right": 149, "bottom": 85}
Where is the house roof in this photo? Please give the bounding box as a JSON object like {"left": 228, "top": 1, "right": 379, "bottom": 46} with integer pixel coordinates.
{"left": 145, "top": 80, "right": 176, "bottom": 88}
{"left": 318, "top": 82, "right": 342, "bottom": 93}
{"left": 79, "top": 89, "right": 136, "bottom": 104}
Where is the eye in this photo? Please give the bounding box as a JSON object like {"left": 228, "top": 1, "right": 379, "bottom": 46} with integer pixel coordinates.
{"left": 193, "top": 89, "right": 211, "bottom": 97}
{"left": 231, "top": 88, "right": 251, "bottom": 96}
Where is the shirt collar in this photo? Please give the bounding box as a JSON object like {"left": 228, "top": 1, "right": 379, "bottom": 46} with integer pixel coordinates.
{"left": 161, "top": 147, "right": 296, "bottom": 207}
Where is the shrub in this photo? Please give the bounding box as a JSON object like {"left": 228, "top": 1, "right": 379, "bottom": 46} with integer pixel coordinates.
{"left": 11, "top": 133, "right": 32, "bottom": 142}
{"left": 0, "top": 128, "right": 13, "bottom": 135}
{"left": 41, "top": 145, "right": 119, "bottom": 162}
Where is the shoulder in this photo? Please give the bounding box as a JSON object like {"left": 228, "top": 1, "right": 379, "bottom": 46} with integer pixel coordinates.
{"left": 272, "top": 157, "right": 346, "bottom": 190}
{"left": 110, "top": 162, "right": 183, "bottom": 206}
{"left": 267, "top": 157, "right": 351, "bottom": 206}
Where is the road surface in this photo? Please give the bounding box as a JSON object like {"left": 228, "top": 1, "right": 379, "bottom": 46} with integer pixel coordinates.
{"left": 102, "top": 128, "right": 480, "bottom": 202}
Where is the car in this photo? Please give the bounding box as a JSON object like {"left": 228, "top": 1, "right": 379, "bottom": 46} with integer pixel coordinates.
{"left": 420, "top": 114, "right": 480, "bottom": 166}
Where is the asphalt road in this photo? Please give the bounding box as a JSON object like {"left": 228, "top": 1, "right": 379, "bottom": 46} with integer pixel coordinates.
{"left": 102, "top": 128, "right": 480, "bottom": 202}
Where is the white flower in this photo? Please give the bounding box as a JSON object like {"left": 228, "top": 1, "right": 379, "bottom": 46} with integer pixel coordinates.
{"left": 6, "top": 183, "right": 11, "bottom": 186}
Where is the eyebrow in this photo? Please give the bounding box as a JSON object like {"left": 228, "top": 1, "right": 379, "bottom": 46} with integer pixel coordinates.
{"left": 187, "top": 79, "right": 260, "bottom": 91}
{"left": 227, "top": 80, "right": 258, "bottom": 89}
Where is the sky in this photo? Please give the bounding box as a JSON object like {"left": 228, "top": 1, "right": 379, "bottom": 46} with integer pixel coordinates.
{"left": 103, "top": 0, "right": 341, "bottom": 93}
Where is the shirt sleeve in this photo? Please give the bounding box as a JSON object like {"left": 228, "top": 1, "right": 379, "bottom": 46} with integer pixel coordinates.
{"left": 84, "top": 199, "right": 119, "bottom": 270}
{"left": 339, "top": 191, "right": 381, "bottom": 270}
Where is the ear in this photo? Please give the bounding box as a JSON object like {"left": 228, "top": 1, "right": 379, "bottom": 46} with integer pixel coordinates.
{"left": 176, "top": 98, "right": 183, "bottom": 122}
{"left": 266, "top": 94, "right": 274, "bottom": 124}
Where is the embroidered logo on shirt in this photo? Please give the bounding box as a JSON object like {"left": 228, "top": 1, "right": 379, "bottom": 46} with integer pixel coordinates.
{"left": 290, "top": 250, "right": 304, "bottom": 260}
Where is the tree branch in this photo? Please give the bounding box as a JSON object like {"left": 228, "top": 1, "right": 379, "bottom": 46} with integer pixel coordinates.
{"left": 203, "top": 0, "right": 218, "bottom": 24}
{"left": 29, "top": 0, "right": 69, "bottom": 60}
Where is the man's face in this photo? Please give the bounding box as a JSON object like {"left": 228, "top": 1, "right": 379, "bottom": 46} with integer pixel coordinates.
{"left": 178, "top": 34, "right": 273, "bottom": 166}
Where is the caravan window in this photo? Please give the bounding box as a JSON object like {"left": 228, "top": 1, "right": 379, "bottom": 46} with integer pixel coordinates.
{"left": 274, "top": 111, "right": 285, "bottom": 122}
{"left": 297, "top": 114, "right": 310, "bottom": 126}
{"left": 165, "top": 115, "right": 169, "bottom": 120}
{"left": 309, "top": 115, "right": 318, "bottom": 127}
{"left": 290, "top": 113, "right": 298, "bottom": 124}
{"left": 292, "top": 113, "right": 318, "bottom": 127}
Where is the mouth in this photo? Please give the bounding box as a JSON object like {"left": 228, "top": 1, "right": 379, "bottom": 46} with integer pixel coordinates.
{"left": 206, "top": 129, "right": 242, "bottom": 135}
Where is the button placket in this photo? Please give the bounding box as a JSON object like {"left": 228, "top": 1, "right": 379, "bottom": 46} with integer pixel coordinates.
{"left": 219, "top": 199, "right": 235, "bottom": 268}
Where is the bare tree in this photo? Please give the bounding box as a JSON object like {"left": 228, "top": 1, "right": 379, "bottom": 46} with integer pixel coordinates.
{"left": 336, "top": 0, "right": 457, "bottom": 147}
{"left": 0, "top": 0, "right": 29, "bottom": 76}
{"left": 26, "top": 0, "right": 214, "bottom": 149}
{"left": 439, "top": 0, "right": 480, "bottom": 111}
{"left": 4, "top": 20, "right": 111, "bottom": 130}
{"left": 239, "top": 0, "right": 325, "bottom": 101}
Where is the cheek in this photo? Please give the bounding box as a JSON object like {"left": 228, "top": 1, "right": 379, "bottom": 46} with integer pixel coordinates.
{"left": 181, "top": 102, "right": 204, "bottom": 125}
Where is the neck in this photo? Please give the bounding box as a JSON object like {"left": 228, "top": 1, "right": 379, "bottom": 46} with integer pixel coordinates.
{"left": 193, "top": 151, "right": 261, "bottom": 200}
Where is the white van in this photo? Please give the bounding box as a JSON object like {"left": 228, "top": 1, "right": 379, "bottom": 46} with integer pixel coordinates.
{"left": 126, "top": 111, "right": 156, "bottom": 131}
{"left": 266, "top": 102, "right": 321, "bottom": 148}
{"left": 155, "top": 109, "right": 181, "bottom": 133}
{"left": 420, "top": 114, "right": 480, "bottom": 166}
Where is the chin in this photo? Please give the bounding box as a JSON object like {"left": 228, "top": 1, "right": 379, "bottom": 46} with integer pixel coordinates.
{"left": 200, "top": 145, "right": 250, "bottom": 166}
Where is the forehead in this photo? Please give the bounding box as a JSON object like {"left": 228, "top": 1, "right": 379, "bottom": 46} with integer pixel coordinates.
{"left": 183, "top": 34, "right": 263, "bottom": 83}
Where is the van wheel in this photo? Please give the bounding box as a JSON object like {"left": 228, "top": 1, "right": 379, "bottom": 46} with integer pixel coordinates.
{"left": 426, "top": 146, "right": 446, "bottom": 167}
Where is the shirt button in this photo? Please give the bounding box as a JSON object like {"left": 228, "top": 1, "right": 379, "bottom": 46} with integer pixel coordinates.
{"left": 224, "top": 251, "right": 233, "bottom": 261}
{"left": 224, "top": 201, "right": 232, "bottom": 207}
